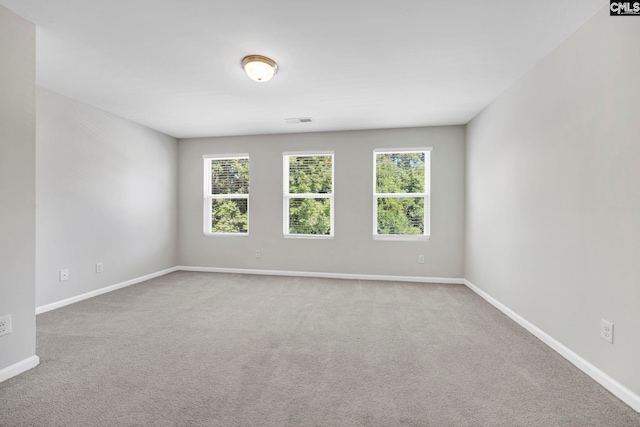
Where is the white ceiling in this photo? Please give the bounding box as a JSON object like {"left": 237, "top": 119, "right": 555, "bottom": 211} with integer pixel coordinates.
{"left": 0, "top": 0, "right": 605, "bottom": 139}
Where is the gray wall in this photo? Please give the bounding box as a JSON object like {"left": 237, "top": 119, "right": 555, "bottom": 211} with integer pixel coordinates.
{"left": 179, "top": 126, "right": 465, "bottom": 278}
{"left": 466, "top": 7, "right": 640, "bottom": 397}
{"left": 36, "top": 88, "right": 179, "bottom": 308}
{"left": 0, "top": 6, "right": 36, "bottom": 370}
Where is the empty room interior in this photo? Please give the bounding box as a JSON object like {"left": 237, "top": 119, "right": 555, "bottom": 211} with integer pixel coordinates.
{"left": 1, "top": 0, "right": 639, "bottom": 425}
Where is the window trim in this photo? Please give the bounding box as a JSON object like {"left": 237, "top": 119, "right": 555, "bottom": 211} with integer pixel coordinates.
{"left": 373, "top": 148, "right": 431, "bottom": 241}
{"left": 283, "top": 151, "right": 335, "bottom": 239}
{"left": 203, "top": 153, "right": 250, "bottom": 237}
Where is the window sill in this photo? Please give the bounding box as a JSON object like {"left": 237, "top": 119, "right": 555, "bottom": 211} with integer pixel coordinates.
{"left": 284, "top": 234, "right": 334, "bottom": 240}
{"left": 203, "top": 232, "right": 249, "bottom": 237}
{"left": 373, "top": 234, "right": 430, "bottom": 242}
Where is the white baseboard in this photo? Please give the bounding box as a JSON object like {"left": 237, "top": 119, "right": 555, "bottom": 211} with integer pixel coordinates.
{"left": 464, "top": 279, "right": 640, "bottom": 413}
{"left": 176, "top": 266, "right": 466, "bottom": 285}
{"left": 0, "top": 356, "right": 40, "bottom": 383}
{"left": 35, "top": 267, "right": 179, "bottom": 315}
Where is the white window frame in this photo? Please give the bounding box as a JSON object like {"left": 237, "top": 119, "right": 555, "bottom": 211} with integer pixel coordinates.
{"left": 373, "top": 148, "right": 431, "bottom": 241}
{"left": 283, "top": 151, "right": 334, "bottom": 239}
{"left": 203, "top": 153, "right": 250, "bottom": 237}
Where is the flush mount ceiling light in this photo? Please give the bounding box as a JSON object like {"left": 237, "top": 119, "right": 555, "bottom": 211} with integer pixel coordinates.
{"left": 241, "top": 55, "right": 278, "bottom": 82}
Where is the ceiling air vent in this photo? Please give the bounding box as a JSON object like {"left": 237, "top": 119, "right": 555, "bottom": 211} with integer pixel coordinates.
{"left": 285, "top": 117, "right": 313, "bottom": 124}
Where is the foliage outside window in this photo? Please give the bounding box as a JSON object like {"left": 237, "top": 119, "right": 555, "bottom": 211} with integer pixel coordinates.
{"left": 283, "top": 152, "right": 334, "bottom": 237}
{"left": 204, "top": 155, "right": 249, "bottom": 235}
{"left": 374, "top": 148, "right": 431, "bottom": 239}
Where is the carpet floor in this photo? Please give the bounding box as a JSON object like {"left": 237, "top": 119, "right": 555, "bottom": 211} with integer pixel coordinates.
{"left": 1, "top": 271, "right": 639, "bottom": 426}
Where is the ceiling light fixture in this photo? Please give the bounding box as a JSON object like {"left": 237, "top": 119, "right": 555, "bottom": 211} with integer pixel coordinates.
{"left": 241, "top": 55, "right": 278, "bottom": 82}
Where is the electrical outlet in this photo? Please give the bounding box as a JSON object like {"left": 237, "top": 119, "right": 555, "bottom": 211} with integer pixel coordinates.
{"left": 418, "top": 255, "right": 424, "bottom": 264}
{"left": 59, "top": 269, "right": 69, "bottom": 282}
{"left": 96, "top": 262, "right": 104, "bottom": 273}
{"left": 255, "top": 250, "right": 261, "bottom": 258}
{"left": 0, "top": 315, "right": 11, "bottom": 337}
{"left": 600, "top": 319, "right": 614, "bottom": 344}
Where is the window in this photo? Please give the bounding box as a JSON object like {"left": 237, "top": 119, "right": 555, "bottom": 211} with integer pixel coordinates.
{"left": 203, "top": 154, "right": 249, "bottom": 235}
{"left": 373, "top": 148, "right": 431, "bottom": 240}
{"left": 283, "top": 152, "right": 334, "bottom": 237}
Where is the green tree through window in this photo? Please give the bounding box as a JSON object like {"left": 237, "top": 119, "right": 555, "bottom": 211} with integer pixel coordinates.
{"left": 205, "top": 156, "right": 249, "bottom": 234}
{"left": 374, "top": 150, "right": 430, "bottom": 237}
{"left": 284, "top": 153, "right": 333, "bottom": 236}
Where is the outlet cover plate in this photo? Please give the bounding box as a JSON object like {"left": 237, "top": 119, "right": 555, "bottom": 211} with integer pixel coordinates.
{"left": 0, "top": 315, "right": 11, "bottom": 337}
{"left": 600, "top": 319, "right": 614, "bottom": 344}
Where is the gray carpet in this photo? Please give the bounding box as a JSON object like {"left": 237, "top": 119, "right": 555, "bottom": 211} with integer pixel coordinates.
{"left": 1, "top": 272, "right": 639, "bottom": 426}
